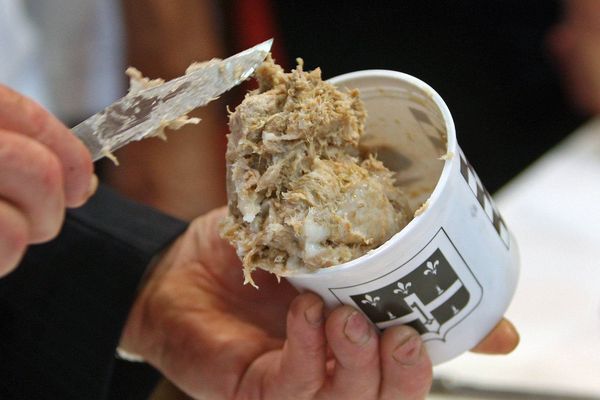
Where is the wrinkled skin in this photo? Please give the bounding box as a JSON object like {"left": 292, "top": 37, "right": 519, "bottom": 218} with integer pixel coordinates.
{"left": 0, "top": 85, "right": 95, "bottom": 277}
{"left": 121, "top": 207, "right": 519, "bottom": 400}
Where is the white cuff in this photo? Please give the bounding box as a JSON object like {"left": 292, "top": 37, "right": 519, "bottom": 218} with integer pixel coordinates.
{"left": 116, "top": 347, "right": 145, "bottom": 362}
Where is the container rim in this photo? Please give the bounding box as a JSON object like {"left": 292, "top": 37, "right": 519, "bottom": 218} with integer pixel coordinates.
{"left": 287, "top": 69, "right": 458, "bottom": 279}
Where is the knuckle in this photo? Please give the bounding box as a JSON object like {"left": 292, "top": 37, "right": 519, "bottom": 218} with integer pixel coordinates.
{"left": 19, "top": 141, "right": 65, "bottom": 201}
{"left": 22, "top": 97, "right": 52, "bottom": 142}
{"left": 0, "top": 131, "right": 23, "bottom": 165}
{"left": 37, "top": 149, "right": 64, "bottom": 194}
{"left": 0, "top": 134, "right": 65, "bottom": 243}
{"left": 0, "top": 129, "right": 62, "bottom": 185}
{"left": 404, "top": 366, "right": 433, "bottom": 398}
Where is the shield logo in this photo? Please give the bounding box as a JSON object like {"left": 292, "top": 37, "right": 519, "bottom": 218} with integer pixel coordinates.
{"left": 329, "top": 228, "right": 483, "bottom": 342}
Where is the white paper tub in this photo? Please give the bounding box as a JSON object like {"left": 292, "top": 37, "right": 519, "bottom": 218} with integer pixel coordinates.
{"left": 286, "top": 70, "right": 520, "bottom": 365}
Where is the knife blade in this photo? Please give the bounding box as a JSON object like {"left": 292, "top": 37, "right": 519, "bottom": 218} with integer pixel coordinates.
{"left": 72, "top": 39, "right": 272, "bottom": 161}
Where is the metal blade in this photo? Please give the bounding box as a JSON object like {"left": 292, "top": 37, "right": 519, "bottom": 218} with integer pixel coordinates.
{"left": 72, "top": 39, "right": 272, "bottom": 161}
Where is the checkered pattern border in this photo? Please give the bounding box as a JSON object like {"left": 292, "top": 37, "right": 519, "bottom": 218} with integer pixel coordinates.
{"left": 459, "top": 152, "right": 510, "bottom": 249}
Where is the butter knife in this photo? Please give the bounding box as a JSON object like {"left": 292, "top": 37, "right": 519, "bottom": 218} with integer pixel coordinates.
{"left": 72, "top": 39, "right": 272, "bottom": 161}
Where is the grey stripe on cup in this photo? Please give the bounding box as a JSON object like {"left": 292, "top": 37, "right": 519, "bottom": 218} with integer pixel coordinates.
{"left": 459, "top": 153, "right": 509, "bottom": 249}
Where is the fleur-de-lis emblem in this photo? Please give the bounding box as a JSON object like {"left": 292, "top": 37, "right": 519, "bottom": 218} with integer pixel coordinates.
{"left": 392, "top": 281, "right": 412, "bottom": 295}
{"left": 360, "top": 294, "right": 380, "bottom": 307}
{"left": 424, "top": 259, "right": 439, "bottom": 276}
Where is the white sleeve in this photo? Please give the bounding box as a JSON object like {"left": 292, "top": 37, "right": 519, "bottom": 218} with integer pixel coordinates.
{"left": 0, "top": 0, "right": 52, "bottom": 108}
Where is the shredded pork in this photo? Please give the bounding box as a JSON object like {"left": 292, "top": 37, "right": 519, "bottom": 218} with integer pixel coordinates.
{"left": 221, "top": 57, "right": 411, "bottom": 285}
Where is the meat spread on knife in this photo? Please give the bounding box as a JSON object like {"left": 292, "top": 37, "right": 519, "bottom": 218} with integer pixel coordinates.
{"left": 221, "top": 56, "right": 412, "bottom": 286}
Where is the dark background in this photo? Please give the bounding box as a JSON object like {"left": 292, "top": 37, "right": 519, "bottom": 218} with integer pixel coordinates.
{"left": 265, "top": 0, "right": 584, "bottom": 193}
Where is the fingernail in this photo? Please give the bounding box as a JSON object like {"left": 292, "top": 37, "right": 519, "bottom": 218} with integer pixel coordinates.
{"left": 392, "top": 331, "right": 422, "bottom": 366}
{"left": 86, "top": 174, "right": 99, "bottom": 198}
{"left": 304, "top": 301, "right": 324, "bottom": 326}
{"left": 344, "top": 311, "right": 371, "bottom": 345}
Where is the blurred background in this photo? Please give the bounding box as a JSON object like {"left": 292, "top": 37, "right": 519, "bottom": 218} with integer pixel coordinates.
{"left": 3, "top": 0, "right": 589, "bottom": 218}
{"left": 2, "top": 0, "right": 599, "bottom": 398}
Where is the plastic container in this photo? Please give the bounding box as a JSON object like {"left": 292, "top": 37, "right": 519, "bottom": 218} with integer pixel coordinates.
{"left": 286, "top": 70, "right": 520, "bottom": 365}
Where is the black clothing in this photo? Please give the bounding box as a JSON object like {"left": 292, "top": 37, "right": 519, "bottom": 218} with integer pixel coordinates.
{"left": 0, "top": 186, "right": 187, "bottom": 399}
